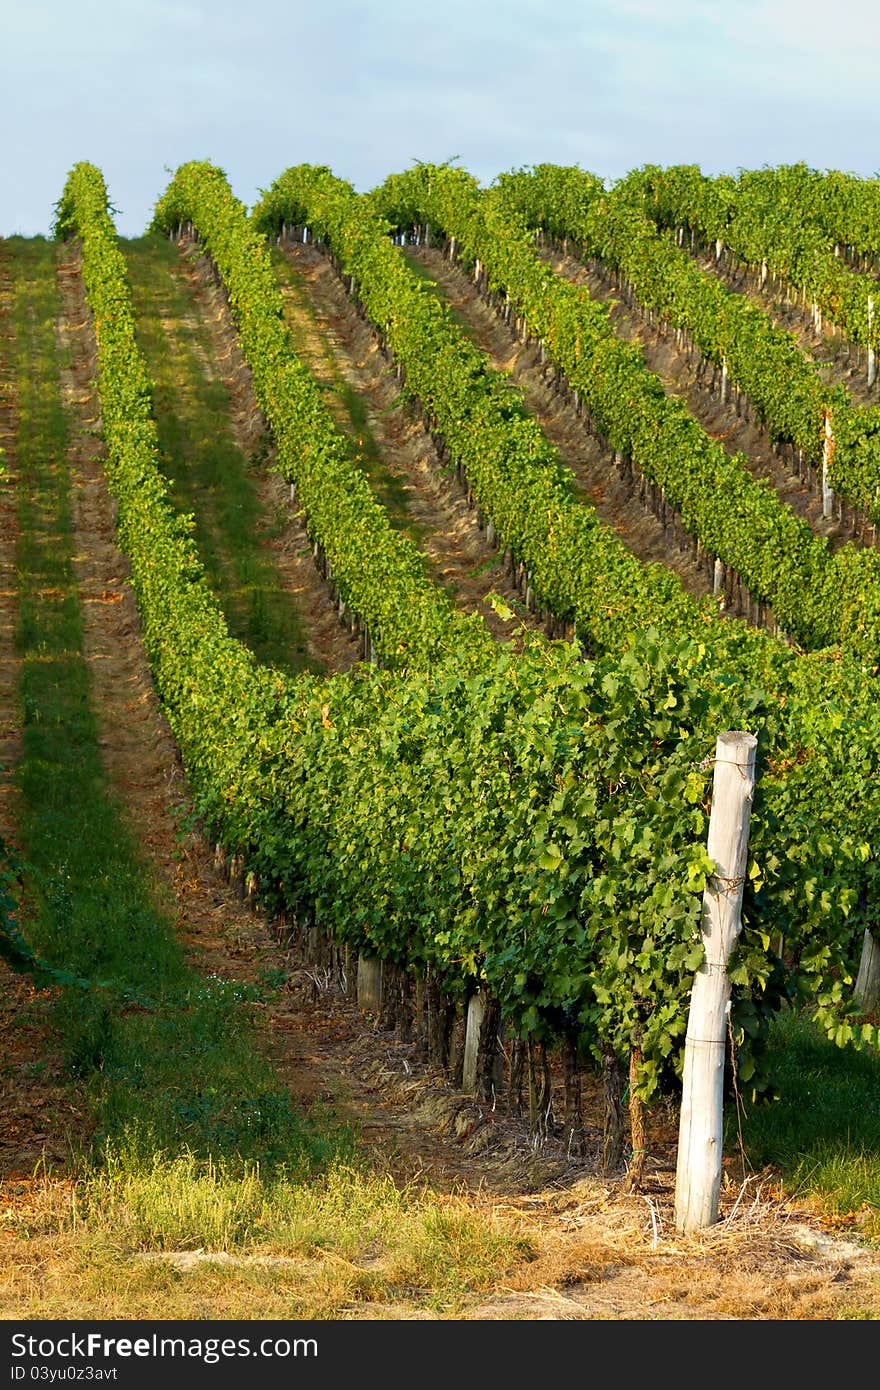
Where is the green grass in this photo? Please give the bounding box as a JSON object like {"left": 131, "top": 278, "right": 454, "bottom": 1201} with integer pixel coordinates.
{"left": 270, "top": 245, "right": 424, "bottom": 542}
{"left": 123, "top": 233, "right": 319, "bottom": 678}
{"left": 738, "top": 1007, "right": 880, "bottom": 1235}
{"left": 70, "top": 1154, "right": 527, "bottom": 1275}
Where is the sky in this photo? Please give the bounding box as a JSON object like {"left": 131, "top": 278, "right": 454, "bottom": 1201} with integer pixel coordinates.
{"left": 4, "top": 0, "right": 880, "bottom": 237}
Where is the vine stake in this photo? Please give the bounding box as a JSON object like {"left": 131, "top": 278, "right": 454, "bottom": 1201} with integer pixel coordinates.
{"left": 675, "top": 729, "right": 757, "bottom": 1234}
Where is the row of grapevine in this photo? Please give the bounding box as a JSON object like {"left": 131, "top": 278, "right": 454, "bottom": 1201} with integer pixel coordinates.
{"left": 619, "top": 164, "right": 880, "bottom": 373}
{"left": 369, "top": 162, "right": 880, "bottom": 664}
{"left": 806, "top": 169, "right": 880, "bottom": 266}
{"left": 56, "top": 160, "right": 878, "bottom": 1112}
{"left": 494, "top": 164, "right": 880, "bottom": 520}
{"left": 748, "top": 164, "right": 880, "bottom": 265}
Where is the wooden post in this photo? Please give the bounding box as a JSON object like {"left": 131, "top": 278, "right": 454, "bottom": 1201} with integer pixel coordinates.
{"left": 623, "top": 1045, "right": 648, "bottom": 1192}
{"left": 462, "top": 992, "right": 488, "bottom": 1093}
{"left": 462, "top": 991, "right": 502, "bottom": 1098}
{"left": 675, "top": 730, "right": 757, "bottom": 1234}
{"left": 822, "top": 408, "right": 835, "bottom": 520}
{"left": 868, "top": 297, "right": 876, "bottom": 390}
{"left": 561, "top": 1036, "right": 585, "bottom": 1157}
{"left": 356, "top": 955, "right": 383, "bottom": 1014}
{"left": 855, "top": 928, "right": 880, "bottom": 1013}
{"left": 462, "top": 993, "right": 484, "bottom": 1093}
{"left": 343, "top": 946, "right": 358, "bottom": 1000}
{"left": 601, "top": 1043, "right": 625, "bottom": 1175}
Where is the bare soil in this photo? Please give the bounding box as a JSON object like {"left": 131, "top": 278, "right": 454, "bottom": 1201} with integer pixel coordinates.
{"left": 1, "top": 244, "right": 878, "bottom": 1320}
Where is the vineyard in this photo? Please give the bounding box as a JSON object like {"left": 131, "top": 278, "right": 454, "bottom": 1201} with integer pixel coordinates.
{"left": 2, "top": 159, "right": 880, "bottom": 1320}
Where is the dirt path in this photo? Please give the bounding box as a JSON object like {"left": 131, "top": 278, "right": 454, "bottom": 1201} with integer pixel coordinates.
{"left": 405, "top": 246, "right": 716, "bottom": 606}
{"left": 1, "top": 244, "right": 879, "bottom": 1320}
{"left": 535, "top": 244, "right": 852, "bottom": 550}
{"left": 269, "top": 240, "right": 544, "bottom": 643}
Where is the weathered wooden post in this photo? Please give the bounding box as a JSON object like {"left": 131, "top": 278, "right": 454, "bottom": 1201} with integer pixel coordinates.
{"left": 357, "top": 954, "right": 383, "bottom": 1014}
{"left": 855, "top": 928, "right": 880, "bottom": 1013}
{"left": 821, "top": 408, "right": 835, "bottom": 520}
{"left": 675, "top": 730, "right": 757, "bottom": 1235}
{"left": 462, "top": 993, "right": 487, "bottom": 1094}
{"left": 462, "top": 990, "right": 503, "bottom": 1099}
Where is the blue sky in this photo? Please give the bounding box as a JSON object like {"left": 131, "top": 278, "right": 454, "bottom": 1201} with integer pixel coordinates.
{"left": 4, "top": 0, "right": 880, "bottom": 237}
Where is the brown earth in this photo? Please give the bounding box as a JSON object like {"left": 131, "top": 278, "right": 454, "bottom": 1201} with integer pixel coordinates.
{"left": 0, "top": 243, "right": 878, "bottom": 1320}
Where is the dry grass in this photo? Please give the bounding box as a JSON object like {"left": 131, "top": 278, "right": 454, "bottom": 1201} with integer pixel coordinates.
{"left": 2, "top": 1158, "right": 879, "bottom": 1321}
